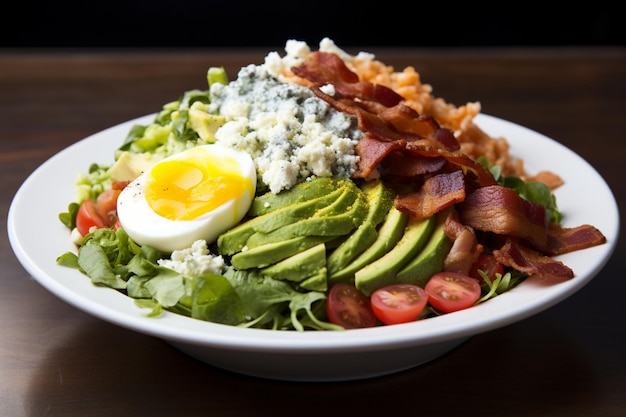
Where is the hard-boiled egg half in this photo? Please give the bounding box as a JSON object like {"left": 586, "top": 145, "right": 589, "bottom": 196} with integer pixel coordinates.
{"left": 117, "top": 144, "right": 256, "bottom": 253}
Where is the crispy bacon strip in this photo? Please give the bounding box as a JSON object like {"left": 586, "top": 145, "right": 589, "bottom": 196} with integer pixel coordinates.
{"left": 493, "top": 239, "right": 574, "bottom": 280}
{"left": 457, "top": 185, "right": 549, "bottom": 251}
{"left": 403, "top": 143, "right": 497, "bottom": 187}
{"left": 442, "top": 211, "right": 483, "bottom": 275}
{"left": 310, "top": 85, "right": 461, "bottom": 153}
{"left": 354, "top": 134, "right": 407, "bottom": 178}
{"left": 291, "top": 51, "right": 404, "bottom": 107}
{"left": 546, "top": 222, "right": 607, "bottom": 256}
{"left": 395, "top": 170, "right": 466, "bottom": 219}
{"left": 381, "top": 153, "right": 447, "bottom": 177}
{"left": 354, "top": 98, "right": 459, "bottom": 149}
{"left": 310, "top": 86, "right": 419, "bottom": 143}
{"left": 458, "top": 185, "right": 607, "bottom": 257}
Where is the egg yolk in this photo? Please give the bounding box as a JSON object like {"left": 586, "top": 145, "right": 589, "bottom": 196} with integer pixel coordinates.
{"left": 144, "top": 147, "right": 254, "bottom": 221}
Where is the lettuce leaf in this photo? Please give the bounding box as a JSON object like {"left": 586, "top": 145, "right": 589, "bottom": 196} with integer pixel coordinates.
{"left": 57, "top": 228, "right": 339, "bottom": 330}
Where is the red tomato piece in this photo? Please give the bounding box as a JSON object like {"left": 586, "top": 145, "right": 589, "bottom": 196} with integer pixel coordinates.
{"left": 425, "top": 272, "right": 481, "bottom": 313}
{"left": 96, "top": 189, "right": 121, "bottom": 228}
{"left": 370, "top": 284, "right": 428, "bottom": 325}
{"left": 76, "top": 200, "right": 107, "bottom": 236}
{"left": 469, "top": 253, "right": 504, "bottom": 283}
{"left": 326, "top": 283, "right": 377, "bottom": 329}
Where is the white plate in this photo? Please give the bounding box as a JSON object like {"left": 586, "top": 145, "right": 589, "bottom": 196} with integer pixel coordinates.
{"left": 8, "top": 113, "right": 619, "bottom": 381}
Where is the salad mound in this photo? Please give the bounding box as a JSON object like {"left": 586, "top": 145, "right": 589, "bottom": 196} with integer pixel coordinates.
{"left": 57, "top": 38, "right": 607, "bottom": 331}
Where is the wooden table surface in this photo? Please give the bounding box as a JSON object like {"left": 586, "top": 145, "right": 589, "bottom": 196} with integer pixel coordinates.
{"left": 2, "top": 46, "right": 625, "bottom": 416}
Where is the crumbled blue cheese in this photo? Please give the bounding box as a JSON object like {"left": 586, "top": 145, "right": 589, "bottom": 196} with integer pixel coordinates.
{"left": 209, "top": 57, "right": 362, "bottom": 194}
{"left": 157, "top": 240, "right": 225, "bottom": 276}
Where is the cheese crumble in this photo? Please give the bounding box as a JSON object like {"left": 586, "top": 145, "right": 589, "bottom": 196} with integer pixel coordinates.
{"left": 157, "top": 240, "right": 225, "bottom": 276}
{"left": 209, "top": 59, "right": 362, "bottom": 194}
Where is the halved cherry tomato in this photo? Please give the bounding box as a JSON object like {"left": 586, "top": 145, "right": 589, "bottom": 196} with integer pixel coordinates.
{"left": 96, "top": 189, "right": 121, "bottom": 227}
{"left": 326, "top": 283, "right": 377, "bottom": 329}
{"left": 469, "top": 253, "right": 505, "bottom": 283}
{"left": 425, "top": 272, "right": 481, "bottom": 313}
{"left": 76, "top": 189, "right": 122, "bottom": 236}
{"left": 76, "top": 199, "right": 107, "bottom": 236}
{"left": 370, "top": 283, "right": 428, "bottom": 325}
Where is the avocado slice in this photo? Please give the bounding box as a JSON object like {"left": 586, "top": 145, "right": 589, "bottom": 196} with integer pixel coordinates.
{"left": 354, "top": 214, "right": 435, "bottom": 296}
{"left": 328, "top": 206, "right": 408, "bottom": 285}
{"left": 260, "top": 243, "right": 327, "bottom": 286}
{"left": 326, "top": 223, "right": 378, "bottom": 275}
{"left": 360, "top": 179, "right": 396, "bottom": 226}
{"left": 326, "top": 179, "right": 395, "bottom": 274}
{"left": 217, "top": 186, "right": 345, "bottom": 255}
{"left": 248, "top": 177, "right": 342, "bottom": 217}
{"left": 230, "top": 235, "right": 334, "bottom": 269}
{"left": 395, "top": 210, "right": 453, "bottom": 288}
{"left": 244, "top": 190, "right": 367, "bottom": 248}
{"left": 312, "top": 179, "right": 361, "bottom": 215}
{"left": 298, "top": 268, "right": 328, "bottom": 292}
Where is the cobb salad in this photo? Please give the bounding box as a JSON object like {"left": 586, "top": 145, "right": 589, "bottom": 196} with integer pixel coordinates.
{"left": 56, "top": 38, "right": 607, "bottom": 331}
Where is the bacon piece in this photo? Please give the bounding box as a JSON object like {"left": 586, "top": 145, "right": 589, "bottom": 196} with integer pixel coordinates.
{"left": 354, "top": 103, "right": 419, "bottom": 142}
{"left": 292, "top": 52, "right": 404, "bottom": 107}
{"left": 458, "top": 185, "right": 608, "bottom": 257}
{"left": 381, "top": 153, "right": 447, "bottom": 177}
{"left": 395, "top": 170, "right": 466, "bottom": 219}
{"left": 442, "top": 211, "right": 483, "bottom": 275}
{"left": 546, "top": 222, "right": 607, "bottom": 256}
{"left": 356, "top": 99, "right": 459, "bottom": 150}
{"left": 354, "top": 134, "right": 407, "bottom": 178}
{"left": 404, "top": 143, "right": 497, "bottom": 187}
{"left": 291, "top": 51, "right": 359, "bottom": 84}
{"left": 311, "top": 86, "right": 419, "bottom": 143}
{"left": 457, "top": 185, "right": 549, "bottom": 251}
{"left": 431, "top": 127, "right": 460, "bottom": 151}
{"left": 493, "top": 239, "right": 574, "bottom": 280}
{"left": 311, "top": 85, "right": 461, "bottom": 152}
{"left": 312, "top": 83, "right": 487, "bottom": 188}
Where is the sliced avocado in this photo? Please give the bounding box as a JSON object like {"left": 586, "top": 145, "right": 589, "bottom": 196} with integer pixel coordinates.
{"left": 395, "top": 210, "right": 453, "bottom": 288}
{"left": 217, "top": 187, "right": 345, "bottom": 255}
{"left": 326, "top": 179, "right": 395, "bottom": 274}
{"left": 360, "top": 179, "right": 396, "bottom": 226}
{"left": 324, "top": 234, "right": 349, "bottom": 250}
{"left": 328, "top": 206, "right": 408, "bottom": 285}
{"left": 230, "top": 235, "right": 333, "bottom": 269}
{"left": 251, "top": 186, "right": 352, "bottom": 234}
{"left": 249, "top": 177, "right": 341, "bottom": 217}
{"left": 326, "top": 222, "right": 378, "bottom": 275}
{"left": 298, "top": 268, "right": 328, "bottom": 292}
{"left": 261, "top": 243, "right": 326, "bottom": 283}
{"left": 244, "top": 192, "right": 367, "bottom": 248}
{"left": 354, "top": 214, "right": 435, "bottom": 296}
{"left": 311, "top": 179, "right": 361, "bottom": 216}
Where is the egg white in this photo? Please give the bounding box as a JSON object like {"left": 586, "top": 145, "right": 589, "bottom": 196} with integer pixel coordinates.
{"left": 116, "top": 143, "right": 256, "bottom": 253}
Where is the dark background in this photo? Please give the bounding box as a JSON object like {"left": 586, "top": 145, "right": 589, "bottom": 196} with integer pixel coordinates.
{"left": 3, "top": 1, "right": 624, "bottom": 49}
